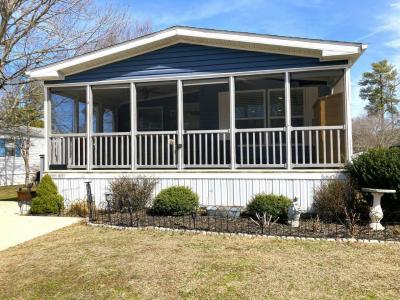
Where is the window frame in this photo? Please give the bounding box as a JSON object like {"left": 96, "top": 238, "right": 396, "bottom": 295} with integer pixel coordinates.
{"left": 235, "top": 89, "right": 267, "bottom": 127}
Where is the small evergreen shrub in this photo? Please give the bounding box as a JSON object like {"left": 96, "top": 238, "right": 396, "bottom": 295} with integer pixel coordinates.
{"left": 313, "top": 179, "right": 368, "bottom": 222}
{"left": 345, "top": 148, "right": 400, "bottom": 216}
{"left": 30, "top": 174, "right": 64, "bottom": 215}
{"left": 246, "top": 194, "right": 292, "bottom": 220}
{"left": 152, "top": 186, "right": 199, "bottom": 216}
{"left": 109, "top": 176, "right": 157, "bottom": 212}
{"left": 66, "top": 200, "right": 89, "bottom": 217}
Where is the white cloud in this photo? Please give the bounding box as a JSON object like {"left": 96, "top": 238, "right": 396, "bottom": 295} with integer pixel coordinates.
{"left": 359, "top": 0, "right": 400, "bottom": 47}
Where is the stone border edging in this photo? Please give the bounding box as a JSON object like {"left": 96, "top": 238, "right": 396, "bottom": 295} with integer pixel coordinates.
{"left": 87, "top": 222, "right": 400, "bottom": 245}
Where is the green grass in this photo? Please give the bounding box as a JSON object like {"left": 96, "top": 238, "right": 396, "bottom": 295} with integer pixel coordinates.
{"left": 0, "top": 224, "right": 400, "bottom": 299}
{"left": 0, "top": 185, "right": 22, "bottom": 201}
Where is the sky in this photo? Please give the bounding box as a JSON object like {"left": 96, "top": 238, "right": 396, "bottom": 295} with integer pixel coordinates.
{"left": 104, "top": 0, "right": 400, "bottom": 118}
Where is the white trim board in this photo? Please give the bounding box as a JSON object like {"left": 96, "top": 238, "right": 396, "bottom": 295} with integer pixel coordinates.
{"left": 27, "top": 26, "right": 366, "bottom": 80}
{"left": 43, "top": 65, "right": 350, "bottom": 88}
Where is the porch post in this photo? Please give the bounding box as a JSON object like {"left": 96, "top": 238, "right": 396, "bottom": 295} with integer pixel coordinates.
{"left": 285, "top": 72, "right": 292, "bottom": 169}
{"left": 73, "top": 99, "right": 79, "bottom": 133}
{"left": 229, "top": 76, "right": 236, "bottom": 169}
{"left": 86, "top": 85, "right": 92, "bottom": 170}
{"left": 344, "top": 68, "right": 353, "bottom": 161}
{"left": 177, "top": 80, "right": 184, "bottom": 170}
{"left": 130, "top": 82, "right": 137, "bottom": 170}
{"left": 44, "top": 86, "right": 49, "bottom": 171}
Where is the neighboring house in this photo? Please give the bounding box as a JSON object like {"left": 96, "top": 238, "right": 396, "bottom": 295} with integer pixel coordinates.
{"left": 0, "top": 127, "right": 44, "bottom": 186}
{"left": 26, "top": 26, "right": 366, "bottom": 210}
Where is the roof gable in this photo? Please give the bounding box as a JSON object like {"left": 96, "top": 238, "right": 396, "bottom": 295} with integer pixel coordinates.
{"left": 52, "top": 43, "right": 348, "bottom": 84}
{"left": 27, "top": 26, "right": 366, "bottom": 81}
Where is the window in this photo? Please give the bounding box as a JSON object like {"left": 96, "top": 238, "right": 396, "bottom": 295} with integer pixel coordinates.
{"left": 0, "top": 139, "right": 5, "bottom": 157}
{"left": 92, "top": 84, "right": 130, "bottom": 133}
{"left": 290, "top": 69, "right": 345, "bottom": 126}
{"left": 50, "top": 87, "right": 86, "bottom": 134}
{"left": 15, "top": 139, "right": 22, "bottom": 157}
{"left": 183, "top": 79, "right": 229, "bottom": 130}
{"left": 235, "top": 74, "right": 285, "bottom": 129}
{"left": 235, "top": 90, "right": 265, "bottom": 128}
{"left": 137, "top": 82, "right": 177, "bottom": 131}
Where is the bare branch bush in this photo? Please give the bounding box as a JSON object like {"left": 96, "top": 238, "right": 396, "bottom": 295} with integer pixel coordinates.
{"left": 250, "top": 212, "right": 279, "bottom": 233}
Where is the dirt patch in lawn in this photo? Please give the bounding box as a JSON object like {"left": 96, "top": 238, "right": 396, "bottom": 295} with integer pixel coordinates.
{"left": 0, "top": 224, "right": 399, "bottom": 300}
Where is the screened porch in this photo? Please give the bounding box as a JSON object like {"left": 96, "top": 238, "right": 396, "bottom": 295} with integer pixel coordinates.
{"left": 47, "top": 69, "right": 349, "bottom": 170}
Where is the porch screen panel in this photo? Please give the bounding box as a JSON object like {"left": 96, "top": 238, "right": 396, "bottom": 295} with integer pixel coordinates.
{"left": 182, "top": 79, "right": 230, "bottom": 167}
{"left": 235, "top": 74, "right": 286, "bottom": 167}
{"left": 290, "top": 69, "right": 346, "bottom": 166}
{"left": 49, "top": 87, "right": 87, "bottom": 169}
{"left": 136, "top": 81, "right": 177, "bottom": 168}
{"left": 91, "top": 84, "right": 131, "bottom": 168}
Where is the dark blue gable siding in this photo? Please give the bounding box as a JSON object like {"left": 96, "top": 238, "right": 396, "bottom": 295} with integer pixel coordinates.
{"left": 52, "top": 43, "right": 347, "bottom": 84}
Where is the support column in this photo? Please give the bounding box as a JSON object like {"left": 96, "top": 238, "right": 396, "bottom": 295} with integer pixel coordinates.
{"left": 229, "top": 76, "right": 236, "bottom": 169}
{"left": 344, "top": 68, "right": 353, "bottom": 161}
{"left": 285, "top": 72, "right": 292, "bottom": 169}
{"left": 177, "top": 80, "right": 184, "bottom": 170}
{"left": 73, "top": 98, "right": 79, "bottom": 133}
{"left": 44, "top": 86, "right": 50, "bottom": 171}
{"left": 86, "top": 85, "right": 92, "bottom": 170}
{"left": 130, "top": 82, "right": 137, "bottom": 170}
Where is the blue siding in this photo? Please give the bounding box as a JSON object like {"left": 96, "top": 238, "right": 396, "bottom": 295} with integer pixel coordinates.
{"left": 51, "top": 43, "right": 347, "bottom": 84}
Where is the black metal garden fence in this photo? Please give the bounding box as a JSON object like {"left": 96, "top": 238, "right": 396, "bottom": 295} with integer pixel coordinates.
{"left": 85, "top": 198, "right": 400, "bottom": 242}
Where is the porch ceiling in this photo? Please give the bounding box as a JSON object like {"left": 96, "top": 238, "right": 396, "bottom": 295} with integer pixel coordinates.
{"left": 26, "top": 26, "right": 367, "bottom": 81}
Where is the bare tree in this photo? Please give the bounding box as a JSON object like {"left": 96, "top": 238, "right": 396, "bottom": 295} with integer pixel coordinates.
{"left": 0, "top": 0, "right": 152, "bottom": 121}
{"left": 0, "top": 0, "right": 152, "bottom": 185}
{"left": 352, "top": 114, "right": 400, "bottom": 153}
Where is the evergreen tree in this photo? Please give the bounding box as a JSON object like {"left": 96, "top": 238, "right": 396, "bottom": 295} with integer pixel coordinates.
{"left": 359, "top": 60, "right": 399, "bottom": 126}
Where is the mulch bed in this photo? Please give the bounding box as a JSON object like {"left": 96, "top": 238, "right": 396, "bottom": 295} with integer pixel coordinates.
{"left": 90, "top": 210, "right": 400, "bottom": 241}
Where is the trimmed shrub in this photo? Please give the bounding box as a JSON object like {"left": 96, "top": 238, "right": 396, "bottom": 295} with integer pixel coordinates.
{"left": 246, "top": 194, "right": 292, "bottom": 220}
{"left": 66, "top": 200, "right": 89, "bottom": 217}
{"left": 313, "top": 179, "right": 368, "bottom": 222}
{"left": 30, "top": 174, "right": 64, "bottom": 215}
{"left": 152, "top": 186, "right": 199, "bottom": 216}
{"left": 345, "top": 148, "right": 400, "bottom": 216}
{"left": 109, "top": 176, "right": 157, "bottom": 212}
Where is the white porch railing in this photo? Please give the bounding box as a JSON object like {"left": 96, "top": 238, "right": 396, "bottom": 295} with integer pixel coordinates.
{"left": 48, "top": 125, "right": 346, "bottom": 170}
{"left": 291, "top": 125, "right": 346, "bottom": 168}
{"left": 136, "top": 131, "right": 178, "bottom": 168}
{"left": 92, "top": 132, "right": 131, "bottom": 168}
{"left": 183, "top": 129, "right": 230, "bottom": 168}
{"left": 236, "top": 128, "right": 286, "bottom": 168}
{"left": 49, "top": 134, "right": 87, "bottom": 168}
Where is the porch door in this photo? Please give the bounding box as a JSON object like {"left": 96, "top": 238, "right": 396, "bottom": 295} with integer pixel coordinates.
{"left": 136, "top": 81, "right": 178, "bottom": 168}
{"left": 182, "top": 78, "right": 231, "bottom": 168}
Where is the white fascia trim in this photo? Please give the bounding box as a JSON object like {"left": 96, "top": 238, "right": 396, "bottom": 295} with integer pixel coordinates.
{"left": 176, "top": 28, "right": 362, "bottom": 56}
{"left": 27, "top": 27, "right": 364, "bottom": 80}
{"left": 26, "top": 69, "right": 65, "bottom": 80}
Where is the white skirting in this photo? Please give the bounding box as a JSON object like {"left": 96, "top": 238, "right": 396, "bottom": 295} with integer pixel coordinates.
{"left": 48, "top": 170, "right": 346, "bottom": 211}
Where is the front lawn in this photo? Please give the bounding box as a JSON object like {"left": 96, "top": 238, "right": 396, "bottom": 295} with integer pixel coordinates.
{"left": 0, "top": 185, "right": 22, "bottom": 201}
{"left": 0, "top": 224, "right": 399, "bottom": 299}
